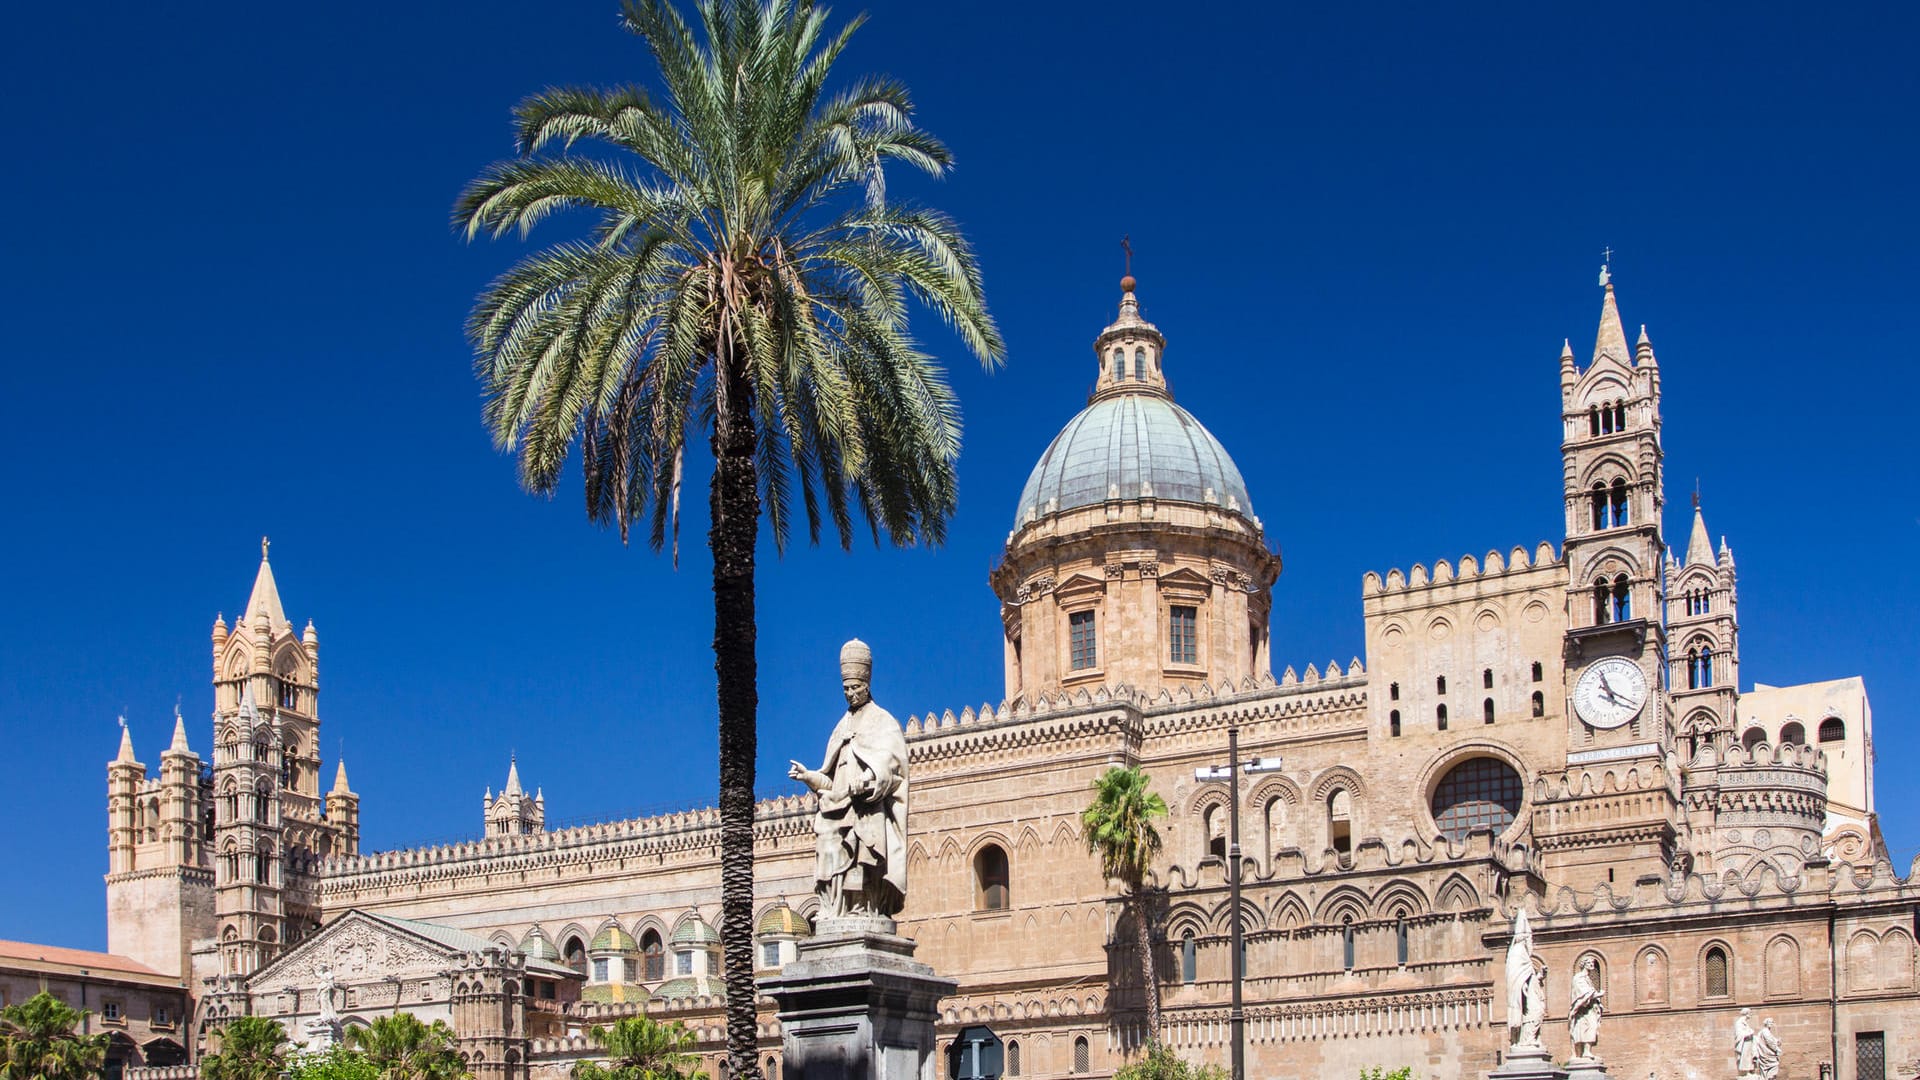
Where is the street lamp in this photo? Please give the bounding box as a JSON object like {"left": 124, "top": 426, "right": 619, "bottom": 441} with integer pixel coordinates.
{"left": 1194, "top": 726, "right": 1282, "bottom": 1080}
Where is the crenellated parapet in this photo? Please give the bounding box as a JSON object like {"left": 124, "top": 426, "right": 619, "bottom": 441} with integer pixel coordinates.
{"left": 1505, "top": 852, "right": 1920, "bottom": 923}
{"left": 1363, "top": 543, "right": 1564, "bottom": 596}
{"left": 315, "top": 796, "right": 814, "bottom": 896}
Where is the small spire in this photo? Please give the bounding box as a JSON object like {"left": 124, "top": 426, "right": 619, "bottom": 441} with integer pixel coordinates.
{"left": 244, "top": 540, "right": 288, "bottom": 630}
{"left": 1685, "top": 498, "right": 1715, "bottom": 567}
{"left": 115, "top": 717, "right": 137, "bottom": 764}
{"left": 1593, "top": 271, "right": 1629, "bottom": 365}
{"left": 504, "top": 754, "right": 523, "bottom": 796}
{"left": 1561, "top": 339, "right": 1575, "bottom": 361}
{"left": 331, "top": 759, "right": 353, "bottom": 795}
{"left": 1637, "top": 324, "right": 1651, "bottom": 346}
{"left": 237, "top": 681, "right": 259, "bottom": 721}
{"left": 169, "top": 705, "right": 191, "bottom": 754}
{"left": 303, "top": 619, "right": 318, "bottom": 644}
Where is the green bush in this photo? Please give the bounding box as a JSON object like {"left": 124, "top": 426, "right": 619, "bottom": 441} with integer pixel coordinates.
{"left": 1113, "top": 1044, "right": 1229, "bottom": 1080}
{"left": 287, "top": 1046, "right": 380, "bottom": 1080}
{"left": 1359, "top": 1067, "right": 1416, "bottom": 1080}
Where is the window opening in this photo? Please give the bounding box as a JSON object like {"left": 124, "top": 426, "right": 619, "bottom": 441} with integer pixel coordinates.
{"left": 1133, "top": 347, "right": 1146, "bottom": 380}
{"left": 1342, "top": 918, "right": 1356, "bottom": 971}
{"left": 1072, "top": 1036, "right": 1090, "bottom": 1074}
{"left": 1169, "top": 605, "right": 1197, "bottom": 665}
{"left": 1328, "top": 790, "right": 1352, "bottom": 855}
{"left": 1704, "top": 947, "right": 1729, "bottom": 997}
{"left": 641, "top": 931, "right": 664, "bottom": 980}
{"left": 1857, "top": 1032, "right": 1886, "bottom": 1080}
{"left": 1436, "top": 675, "right": 1446, "bottom": 694}
{"left": 1780, "top": 722, "right": 1805, "bottom": 746}
{"left": 1068, "top": 610, "right": 1097, "bottom": 670}
{"left": 1483, "top": 668, "right": 1494, "bottom": 689}
{"left": 1819, "top": 718, "right": 1846, "bottom": 742}
{"left": 1436, "top": 704, "right": 1448, "bottom": 731}
{"left": 1110, "top": 348, "right": 1123, "bottom": 379}
{"left": 1389, "top": 710, "right": 1401, "bottom": 737}
{"left": 1431, "top": 758, "right": 1523, "bottom": 841}
{"left": 1610, "top": 477, "right": 1630, "bottom": 526}
{"left": 1390, "top": 682, "right": 1399, "bottom": 701}
{"left": 1181, "top": 931, "right": 1197, "bottom": 984}
{"left": 974, "top": 844, "right": 1010, "bottom": 911}
{"left": 1483, "top": 698, "right": 1495, "bottom": 724}
{"left": 1531, "top": 661, "right": 1543, "bottom": 682}
{"left": 1531, "top": 691, "right": 1545, "bottom": 718}
{"left": 1007, "top": 1040, "right": 1021, "bottom": 1077}
{"left": 1395, "top": 916, "right": 1409, "bottom": 966}
{"left": 592, "top": 959, "right": 608, "bottom": 982}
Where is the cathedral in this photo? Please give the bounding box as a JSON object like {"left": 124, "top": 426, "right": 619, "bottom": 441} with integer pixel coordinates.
{"left": 104, "top": 272, "right": 1916, "bottom": 1080}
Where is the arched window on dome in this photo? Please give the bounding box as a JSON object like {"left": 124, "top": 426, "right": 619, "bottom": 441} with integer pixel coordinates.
{"left": 1110, "top": 348, "right": 1123, "bottom": 380}
{"left": 1133, "top": 347, "right": 1146, "bottom": 380}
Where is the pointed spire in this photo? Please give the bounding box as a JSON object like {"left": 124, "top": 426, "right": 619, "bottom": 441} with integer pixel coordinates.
{"left": 238, "top": 681, "right": 259, "bottom": 722}
{"left": 1685, "top": 499, "right": 1715, "bottom": 567}
{"left": 1593, "top": 277, "right": 1630, "bottom": 366}
{"left": 1719, "top": 536, "right": 1735, "bottom": 566}
{"left": 504, "top": 754, "right": 523, "bottom": 796}
{"left": 115, "top": 717, "right": 137, "bottom": 764}
{"left": 244, "top": 537, "right": 288, "bottom": 630}
{"left": 331, "top": 759, "right": 353, "bottom": 795}
{"left": 169, "top": 705, "right": 191, "bottom": 754}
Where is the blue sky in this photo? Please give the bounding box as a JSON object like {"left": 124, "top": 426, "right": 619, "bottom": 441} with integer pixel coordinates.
{"left": 1, "top": 1, "right": 1914, "bottom": 950}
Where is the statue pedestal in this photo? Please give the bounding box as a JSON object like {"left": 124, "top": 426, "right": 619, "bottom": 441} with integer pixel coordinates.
{"left": 1563, "top": 1057, "right": 1611, "bottom": 1080}
{"left": 1490, "top": 1047, "right": 1568, "bottom": 1080}
{"left": 301, "top": 1017, "right": 341, "bottom": 1051}
{"left": 763, "top": 924, "right": 955, "bottom": 1080}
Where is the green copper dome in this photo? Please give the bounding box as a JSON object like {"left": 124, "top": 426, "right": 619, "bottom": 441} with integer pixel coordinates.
{"left": 1015, "top": 393, "right": 1253, "bottom": 529}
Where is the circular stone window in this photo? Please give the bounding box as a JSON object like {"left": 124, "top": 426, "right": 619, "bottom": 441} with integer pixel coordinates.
{"left": 1431, "top": 757, "right": 1523, "bottom": 842}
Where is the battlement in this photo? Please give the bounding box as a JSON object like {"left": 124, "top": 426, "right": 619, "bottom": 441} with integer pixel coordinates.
{"left": 125, "top": 1068, "right": 198, "bottom": 1080}
{"left": 1364, "top": 543, "right": 1563, "bottom": 596}
{"left": 1696, "top": 739, "right": 1828, "bottom": 775}
{"left": 316, "top": 795, "right": 814, "bottom": 882}
{"left": 900, "top": 659, "right": 1365, "bottom": 738}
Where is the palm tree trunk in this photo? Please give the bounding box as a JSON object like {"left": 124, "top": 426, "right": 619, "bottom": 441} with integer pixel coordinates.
{"left": 1133, "top": 882, "right": 1161, "bottom": 1045}
{"left": 710, "top": 349, "right": 762, "bottom": 1080}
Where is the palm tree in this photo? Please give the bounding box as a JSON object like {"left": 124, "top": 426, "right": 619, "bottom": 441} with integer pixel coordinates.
{"left": 1083, "top": 765, "right": 1171, "bottom": 1043}
{"left": 572, "top": 1016, "right": 703, "bottom": 1080}
{"left": 345, "top": 1014, "right": 466, "bottom": 1080}
{"left": 0, "top": 991, "right": 109, "bottom": 1080}
{"left": 200, "top": 1015, "right": 291, "bottom": 1080}
{"left": 456, "top": 2, "right": 1000, "bottom": 1075}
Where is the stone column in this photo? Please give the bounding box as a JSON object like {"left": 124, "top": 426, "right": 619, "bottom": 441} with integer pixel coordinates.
{"left": 762, "top": 920, "right": 954, "bottom": 1080}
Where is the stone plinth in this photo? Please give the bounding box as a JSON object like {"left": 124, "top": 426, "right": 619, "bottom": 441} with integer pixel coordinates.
{"left": 762, "top": 923, "right": 954, "bottom": 1080}
{"left": 1491, "top": 1047, "right": 1568, "bottom": 1080}
{"left": 1563, "top": 1057, "right": 1611, "bottom": 1080}
{"left": 301, "top": 1017, "right": 340, "bottom": 1051}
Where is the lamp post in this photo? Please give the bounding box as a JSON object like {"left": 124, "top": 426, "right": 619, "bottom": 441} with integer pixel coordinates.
{"left": 1194, "top": 726, "right": 1282, "bottom": 1080}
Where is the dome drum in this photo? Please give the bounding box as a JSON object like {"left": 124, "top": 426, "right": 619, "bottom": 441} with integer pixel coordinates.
{"left": 994, "top": 283, "right": 1279, "bottom": 704}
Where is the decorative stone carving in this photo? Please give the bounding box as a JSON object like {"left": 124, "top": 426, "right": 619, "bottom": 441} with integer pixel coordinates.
{"left": 1733, "top": 1008, "right": 1758, "bottom": 1079}
{"left": 1754, "top": 1018, "right": 1781, "bottom": 1080}
{"left": 1569, "top": 954, "right": 1604, "bottom": 1063}
{"left": 1506, "top": 910, "right": 1546, "bottom": 1051}
{"left": 789, "top": 639, "right": 910, "bottom": 927}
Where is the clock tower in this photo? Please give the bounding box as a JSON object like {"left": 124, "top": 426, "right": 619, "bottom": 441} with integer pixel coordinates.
{"left": 1533, "top": 268, "right": 1680, "bottom": 890}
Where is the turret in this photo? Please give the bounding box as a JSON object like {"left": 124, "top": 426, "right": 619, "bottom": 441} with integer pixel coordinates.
{"left": 483, "top": 756, "right": 545, "bottom": 838}
{"left": 327, "top": 760, "right": 360, "bottom": 856}
{"left": 107, "top": 719, "right": 144, "bottom": 875}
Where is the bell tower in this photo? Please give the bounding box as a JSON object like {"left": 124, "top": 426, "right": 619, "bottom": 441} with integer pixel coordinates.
{"left": 210, "top": 540, "right": 343, "bottom": 974}
{"left": 1557, "top": 268, "right": 1669, "bottom": 751}
{"left": 1533, "top": 268, "right": 1680, "bottom": 890}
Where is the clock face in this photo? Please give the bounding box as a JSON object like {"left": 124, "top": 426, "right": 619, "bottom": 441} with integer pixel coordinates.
{"left": 1573, "top": 657, "right": 1648, "bottom": 729}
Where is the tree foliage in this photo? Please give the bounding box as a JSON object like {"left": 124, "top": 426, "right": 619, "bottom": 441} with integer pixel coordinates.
{"left": 1113, "top": 1044, "right": 1228, "bottom": 1080}
{"left": 1359, "top": 1068, "right": 1416, "bottom": 1080}
{"left": 344, "top": 1014, "right": 467, "bottom": 1080}
{"left": 571, "top": 1016, "right": 705, "bottom": 1080}
{"left": 1083, "top": 765, "right": 1171, "bottom": 1040}
{"left": 0, "top": 991, "right": 109, "bottom": 1080}
{"left": 200, "top": 1016, "right": 292, "bottom": 1080}
{"left": 456, "top": 2, "right": 1000, "bottom": 1077}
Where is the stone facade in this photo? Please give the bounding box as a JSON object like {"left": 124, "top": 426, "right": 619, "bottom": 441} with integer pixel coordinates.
{"left": 0, "top": 939, "right": 192, "bottom": 1077}
{"left": 108, "top": 272, "right": 1916, "bottom": 1080}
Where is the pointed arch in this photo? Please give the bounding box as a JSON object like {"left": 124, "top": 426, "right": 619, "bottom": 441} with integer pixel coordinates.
{"left": 1434, "top": 873, "right": 1479, "bottom": 913}
{"left": 1371, "top": 881, "right": 1428, "bottom": 918}
{"left": 1315, "top": 886, "right": 1370, "bottom": 925}
{"left": 1269, "top": 892, "right": 1309, "bottom": 931}
{"left": 1635, "top": 944, "right": 1669, "bottom": 1005}
{"left": 1764, "top": 934, "right": 1800, "bottom": 998}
